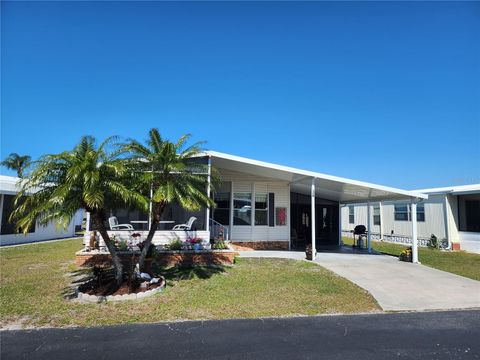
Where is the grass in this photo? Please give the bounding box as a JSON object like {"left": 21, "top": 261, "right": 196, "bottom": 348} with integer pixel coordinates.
{"left": 0, "top": 238, "right": 380, "bottom": 328}
{"left": 342, "top": 237, "right": 480, "bottom": 281}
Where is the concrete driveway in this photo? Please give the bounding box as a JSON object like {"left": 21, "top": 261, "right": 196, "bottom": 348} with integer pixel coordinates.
{"left": 238, "top": 250, "right": 480, "bottom": 311}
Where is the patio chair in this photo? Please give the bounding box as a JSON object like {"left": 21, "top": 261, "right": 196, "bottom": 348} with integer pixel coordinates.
{"left": 108, "top": 216, "right": 134, "bottom": 230}
{"left": 173, "top": 216, "right": 197, "bottom": 231}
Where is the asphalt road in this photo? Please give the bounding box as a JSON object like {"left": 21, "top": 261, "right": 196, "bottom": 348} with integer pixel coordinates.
{"left": 1, "top": 310, "right": 479, "bottom": 360}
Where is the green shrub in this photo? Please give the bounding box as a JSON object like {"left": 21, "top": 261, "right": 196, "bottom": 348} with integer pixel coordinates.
{"left": 166, "top": 236, "right": 184, "bottom": 250}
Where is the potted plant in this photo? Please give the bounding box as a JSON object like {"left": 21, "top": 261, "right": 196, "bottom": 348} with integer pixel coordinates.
{"left": 305, "top": 244, "right": 316, "bottom": 260}
{"left": 399, "top": 246, "right": 412, "bottom": 262}
{"left": 188, "top": 237, "right": 203, "bottom": 251}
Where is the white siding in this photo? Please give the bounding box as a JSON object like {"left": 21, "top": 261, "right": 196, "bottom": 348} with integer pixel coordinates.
{"left": 0, "top": 192, "right": 77, "bottom": 246}
{"left": 219, "top": 169, "right": 290, "bottom": 242}
{"left": 342, "top": 195, "right": 447, "bottom": 239}
{"left": 0, "top": 221, "right": 76, "bottom": 246}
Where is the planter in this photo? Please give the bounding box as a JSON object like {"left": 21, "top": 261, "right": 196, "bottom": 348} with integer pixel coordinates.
{"left": 305, "top": 244, "right": 317, "bottom": 260}
{"left": 77, "top": 276, "right": 166, "bottom": 302}
{"left": 399, "top": 254, "right": 412, "bottom": 262}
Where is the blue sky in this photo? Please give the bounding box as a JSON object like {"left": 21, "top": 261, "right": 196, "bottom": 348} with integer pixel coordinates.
{"left": 1, "top": 1, "right": 479, "bottom": 189}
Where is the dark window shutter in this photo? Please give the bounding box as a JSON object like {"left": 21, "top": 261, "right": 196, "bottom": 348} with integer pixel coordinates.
{"left": 269, "top": 193, "right": 275, "bottom": 227}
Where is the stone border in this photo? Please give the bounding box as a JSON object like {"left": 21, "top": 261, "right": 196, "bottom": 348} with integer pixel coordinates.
{"left": 77, "top": 277, "right": 166, "bottom": 303}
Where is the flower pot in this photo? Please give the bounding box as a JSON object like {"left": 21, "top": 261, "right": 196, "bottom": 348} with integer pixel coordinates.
{"left": 193, "top": 243, "right": 202, "bottom": 251}
{"left": 305, "top": 244, "right": 317, "bottom": 260}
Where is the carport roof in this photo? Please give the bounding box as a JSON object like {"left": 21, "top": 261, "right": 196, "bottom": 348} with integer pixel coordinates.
{"left": 206, "top": 151, "right": 427, "bottom": 203}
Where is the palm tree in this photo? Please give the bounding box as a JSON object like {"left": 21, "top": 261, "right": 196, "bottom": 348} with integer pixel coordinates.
{"left": 1, "top": 153, "right": 31, "bottom": 178}
{"left": 124, "top": 129, "right": 214, "bottom": 271}
{"left": 10, "top": 136, "right": 148, "bottom": 286}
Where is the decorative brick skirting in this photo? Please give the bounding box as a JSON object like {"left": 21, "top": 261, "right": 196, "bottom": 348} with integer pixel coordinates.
{"left": 451, "top": 242, "right": 461, "bottom": 251}
{"left": 75, "top": 249, "right": 238, "bottom": 268}
{"left": 231, "top": 241, "right": 289, "bottom": 251}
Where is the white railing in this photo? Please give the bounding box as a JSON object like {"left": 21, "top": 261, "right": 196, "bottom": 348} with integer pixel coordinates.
{"left": 341, "top": 230, "right": 429, "bottom": 247}
{"left": 209, "top": 219, "right": 229, "bottom": 241}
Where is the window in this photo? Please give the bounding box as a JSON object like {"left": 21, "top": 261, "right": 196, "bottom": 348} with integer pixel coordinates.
{"left": 394, "top": 204, "right": 409, "bottom": 221}
{"left": 1, "top": 195, "right": 35, "bottom": 235}
{"left": 348, "top": 206, "right": 354, "bottom": 224}
{"left": 213, "top": 192, "right": 230, "bottom": 225}
{"left": 394, "top": 203, "right": 425, "bottom": 222}
{"left": 373, "top": 205, "right": 381, "bottom": 225}
{"left": 233, "top": 193, "right": 252, "bottom": 225}
{"left": 254, "top": 193, "right": 268, "bottom": 226}
{"left": 416, "top": 204, "right": 425, "bottom": 222}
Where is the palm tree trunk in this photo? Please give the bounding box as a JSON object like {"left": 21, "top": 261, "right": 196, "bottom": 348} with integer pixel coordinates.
{"left": 138, "top": 202, "right": 165, "bottom": 272}
{"left": 91, "top": 213, "right": 124, "bottom": 287}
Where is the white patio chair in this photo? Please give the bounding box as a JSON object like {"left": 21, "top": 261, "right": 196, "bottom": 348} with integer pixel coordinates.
{"left": 172, "top": 217, "right": 197, "bottom": 231}
{"left": 108, "top": 216, "right": 134, "bottom": 230}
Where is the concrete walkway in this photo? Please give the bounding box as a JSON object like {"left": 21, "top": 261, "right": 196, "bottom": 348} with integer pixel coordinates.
{"left": 238, "top": 250, "right": 480, "bottom": 311}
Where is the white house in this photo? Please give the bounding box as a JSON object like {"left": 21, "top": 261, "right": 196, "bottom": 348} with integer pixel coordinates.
{"left": 341, "top": 184, "right": 480, "bottom": 253}
{"left": 87, "top": 151, "right": 428, "bottom": 262}
{"left": 0, "top": 175, "right": 78, "bottom": 246}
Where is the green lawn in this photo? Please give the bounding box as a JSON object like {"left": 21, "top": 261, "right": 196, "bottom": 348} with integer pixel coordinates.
{"left": 0, "top": 238, "right": 379, "bottom": 329}
{"left": 342, "top": 237, "right": 480, "bottom": 281}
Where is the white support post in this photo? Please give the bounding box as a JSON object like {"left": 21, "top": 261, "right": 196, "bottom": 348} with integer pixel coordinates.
{"left": 0, "top": 194, "right": 4, "bottom": 232}
{"left": 338, "top": 203, "right": 342, "bottom": 246}
{"left": 205, "top": 156, "right": 212, "bottom": 233}
{"left": 148, "top": 185, "right": 153, "bottom": 230}
{"left": 229, "top": 181, "right": 234, "bottom": 240}
{"left": 86, "top": 211, "right": 91, "bottom": 232}
{"left": 411, "top": 200, "right": 419, "bottom": 263}
{"left": 311, "top": 178, "right": 316, "bottom": 259}
{"left": 379, "top": 201, "right": 384, "bottom": 240}
{"left": 367, "top": 202, "right": 372, "bottom": 253}
{"left": 148, "top": 165, "right": 154, "bottom": 230}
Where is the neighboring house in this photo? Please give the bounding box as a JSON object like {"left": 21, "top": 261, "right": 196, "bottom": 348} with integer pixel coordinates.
{"left": 86, "top": 151, "right": 427, "bottom": 261}
{"left": 341, "top": 184, "right": 480, "bottom": 253}
{"left": 0, "top": 175, "right": 77, "bottom": 246}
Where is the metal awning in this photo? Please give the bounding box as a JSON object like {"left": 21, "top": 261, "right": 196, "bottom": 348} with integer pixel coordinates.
{"left": 207, "top": 151, "right": 427, "bottom": 203}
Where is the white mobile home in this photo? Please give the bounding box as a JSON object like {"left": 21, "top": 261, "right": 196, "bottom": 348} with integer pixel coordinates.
{"left": 86, "top": 151, "right": 428, "bottom": 262}
{"left": 0, "top": 175, "right": 78, "bottom": 246}
{"left": 341, "top": 184, "right": 480, "bottom": 253}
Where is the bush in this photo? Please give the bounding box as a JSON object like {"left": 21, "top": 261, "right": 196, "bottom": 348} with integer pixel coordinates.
{"left": 212, "top": 239, "right": 229, "bottom": 250}
{"left": 166, "top": 237, "right": 184, "bottom": 251}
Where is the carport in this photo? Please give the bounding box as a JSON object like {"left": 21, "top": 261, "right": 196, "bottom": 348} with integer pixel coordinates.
{"left": 208, "top": 151, "right": 428, "bottom": 262}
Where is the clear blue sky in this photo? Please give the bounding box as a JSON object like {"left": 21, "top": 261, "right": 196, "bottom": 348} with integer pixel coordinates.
{"left": 1, "top": 1, "right": 479, "bottom": 189}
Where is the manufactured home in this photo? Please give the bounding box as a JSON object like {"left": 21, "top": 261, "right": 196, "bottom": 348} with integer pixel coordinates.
{"left": 0, "top": 175, "right": 78, "bottom": 246}
{"left": 341, "top": 184, "right": 480, "bottom": 253}
{"left": 85, "top": 151, "right": 429, "bottom": 261}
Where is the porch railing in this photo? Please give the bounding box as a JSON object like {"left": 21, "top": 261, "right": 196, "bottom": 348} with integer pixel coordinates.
{"left": 209, "top": 219, "right": 229, "bottom": 241}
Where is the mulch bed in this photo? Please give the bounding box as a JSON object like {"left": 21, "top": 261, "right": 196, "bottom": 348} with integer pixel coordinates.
{"left": 81, "top": 280, "right": 162, "bottom": 297}
{"left": 79, "top": 268, "right": 162, "bottom": 296}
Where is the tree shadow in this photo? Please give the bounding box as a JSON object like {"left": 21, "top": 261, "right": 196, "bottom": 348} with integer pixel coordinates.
{"left": 153, "top": 263, "right": 226, "bottom": 282}
{"left": 62, "top": 267, "right": 96, "bottom": 300}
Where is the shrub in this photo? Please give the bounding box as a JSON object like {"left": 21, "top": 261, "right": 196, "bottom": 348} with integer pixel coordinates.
{"left": 166, "top": 237, "right": 184, "bottom": 251}
{"left": 212, "top": 239, "right": 229, "bottom": 250}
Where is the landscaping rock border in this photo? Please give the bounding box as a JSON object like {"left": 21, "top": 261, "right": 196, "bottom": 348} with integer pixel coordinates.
{"left": 77, "top": 277, "right": 166, "bottom": 303}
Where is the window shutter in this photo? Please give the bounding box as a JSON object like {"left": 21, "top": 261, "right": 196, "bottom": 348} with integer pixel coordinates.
{"left": 269, "top": 193, "right": 275, "bottom": 227}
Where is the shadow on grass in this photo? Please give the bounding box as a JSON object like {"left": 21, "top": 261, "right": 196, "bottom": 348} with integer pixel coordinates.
{"left": 153, "top": 263, "right": 227, "bottom": 282}
{"left": 62, "top": 267, "right": 97, "bottom": 300}
{"left": 63, "top": 264, "right": 227, "bottom": 299}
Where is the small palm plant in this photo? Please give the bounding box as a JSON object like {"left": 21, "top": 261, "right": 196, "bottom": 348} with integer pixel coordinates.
{"left": 10, "top": 136, "right": 148, "bottom": 286}
{"left": 123, "top": 128, "right": 214, "bottom": 271}
{"left": 1, "top": 153, "right": 31, "bottom": 178}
